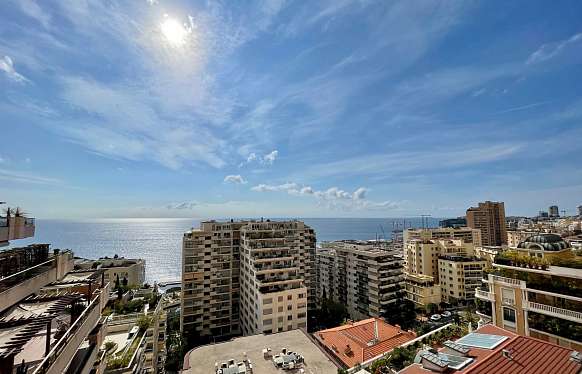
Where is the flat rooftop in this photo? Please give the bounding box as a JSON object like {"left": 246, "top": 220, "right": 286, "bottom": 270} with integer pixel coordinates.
{"left": 183, "top": 329, "right": 338, "bottom": 374}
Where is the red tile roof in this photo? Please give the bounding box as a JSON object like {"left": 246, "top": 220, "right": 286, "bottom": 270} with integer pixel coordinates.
{"left": 399, "top": 324, "right": 582, "bottom": 374}
{"left": 466, "top": 335, "right": 582, "bottom": 374}
{"left": 315, "top": 318, "right": 416, "bottom": 368}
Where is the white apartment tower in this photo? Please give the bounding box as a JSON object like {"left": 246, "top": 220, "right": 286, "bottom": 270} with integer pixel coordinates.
{"left": 181, "top": 220, "right": 316, "bottom": 340}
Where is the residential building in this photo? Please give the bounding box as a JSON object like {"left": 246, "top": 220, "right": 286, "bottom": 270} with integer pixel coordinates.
{"left": 439, "top": 217, "right": 467, "bottom": 228}
{"left": 399, "top": 324, "right": 582, "bottom": 374}
{"left": 181, "top": 219, "right": 316, "bottom": 340}
{"left": 181, "top": 329, "right": 337, "bottom": 374}
{"left": 404, "top": 227, "right": 482, "bottom": 246}
{"left": 438, "top": 256, "right": 487, "bottom": 304}
{"left": 549, "top": 205, "right": 560, "bottom": 218}
{"left": 316, "top": 241, "right": 405, "bottom": 320}
{"left": 577, "top": 205, "right": 582, "bottom": 217}
{"left": 466, "top": 201, "right": 507, "bottom": 246}
{"left": 314, "top": 318, "right": 416, "bottom": 369}
{"left": 0, "top": 245, "right": 110, "bottom": 374}
{"left": 405, "top": 274, "right": 441, "bottom": 308}
{"left": 403, "top": 230, "right": 485, "bottom": 307}
{"left": 76, "top": 257, "right": 146, "bottom": 287}
{"left": 475, "top": 233, "right": 582, "bottom": 350}
{"left": 0, "top": 207, "right": 35, "bottom": 247}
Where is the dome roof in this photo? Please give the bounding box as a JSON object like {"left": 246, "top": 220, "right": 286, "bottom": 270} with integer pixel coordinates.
{"left": 517, "top": 234, "right": 570, "bottom": 251}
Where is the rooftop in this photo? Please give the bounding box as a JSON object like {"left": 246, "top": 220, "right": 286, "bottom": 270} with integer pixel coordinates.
{"left": 182, "top": 329, "right": 337, "bottom": 374}
{"left": 399, "top": 324, "right": 582, "bottom": 374}
{"left": 315, "top": 318, "right": 416, "bottom": 368}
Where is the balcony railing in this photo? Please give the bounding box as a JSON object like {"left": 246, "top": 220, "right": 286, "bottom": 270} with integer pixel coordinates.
{"left": 475, "top": 288, "right": 494, "bottom": 301}
{"left": 490, "top": 275, "right": 522, "bottom": 287}
{"left": 527, "top": 302, "right": 582, "bottom": 324}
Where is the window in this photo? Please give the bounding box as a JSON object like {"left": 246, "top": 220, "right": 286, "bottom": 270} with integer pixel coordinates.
{"left": 503, "top": 307, "right": 516, "bottom": 325}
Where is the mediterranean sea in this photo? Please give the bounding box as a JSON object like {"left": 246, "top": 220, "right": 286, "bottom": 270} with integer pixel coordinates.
{"left": 7, "top": 217, "right": 439, "bottom": 282}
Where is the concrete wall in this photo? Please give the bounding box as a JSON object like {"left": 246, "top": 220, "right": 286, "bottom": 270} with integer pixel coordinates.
{"left": 0, "top": 266, "right": 56, "bottom": 313}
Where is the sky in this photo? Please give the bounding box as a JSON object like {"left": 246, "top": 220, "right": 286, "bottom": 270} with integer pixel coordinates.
{"left": 1, "top": 0, "right": 582, "bottom": 219}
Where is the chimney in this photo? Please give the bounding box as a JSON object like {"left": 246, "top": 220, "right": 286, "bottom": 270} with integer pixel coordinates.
{"left": 374, "top": 319, "right": 379, "bottom": 341}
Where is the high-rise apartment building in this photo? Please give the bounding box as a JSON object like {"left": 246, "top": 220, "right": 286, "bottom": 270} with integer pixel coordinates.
{"left": 549, "top": 205, "right": 560, "bottom": 218}
{"left": 466, "top": 201, "right": 507, "bottom": 246}
{"left": 316, "top": 241, "right": 404, "bottom": 320}
{"left": 181, "top": 220, "right": 316, "bottom": 340}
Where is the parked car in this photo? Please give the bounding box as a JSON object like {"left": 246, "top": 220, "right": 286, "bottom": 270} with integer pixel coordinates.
{"left": 430, "top": 314, "right": 441, "bottom": 321}
{"left": 442, "top": 311, "right": 452, "bottom": 318}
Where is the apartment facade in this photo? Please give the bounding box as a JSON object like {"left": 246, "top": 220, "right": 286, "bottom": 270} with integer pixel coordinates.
{"left": 438, "top": 255, "right": 486, "bottom": 304}
{"left": 181, "top": 220, "right": 316, "bottom": 339}
{"left": 316, "top": 241, "right": 405, "bottom": 320}
{"left": 403, "top": 229, "right": 485, "bottom": 307}
{"left": 476, "top": 234, "right": 582, "bottom": 350}
{"left": 466, "top": 201, "right": 507, "bottom": 246}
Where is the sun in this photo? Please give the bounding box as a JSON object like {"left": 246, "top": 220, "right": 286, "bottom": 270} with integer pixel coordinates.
{"left": 160, "top": 17, "right": 188, "bottom": 47}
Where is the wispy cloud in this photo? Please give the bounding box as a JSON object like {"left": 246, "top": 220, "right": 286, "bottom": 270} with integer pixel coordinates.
{"left": 0, "top": 168, "right": 63, "bottom": 186}
{"left": 300, "top": 143, "right": 524, "bottom": 180}
{"left": 0, "top": 56, "right": 29, "bottom": 83}
{"left": 224, "top": 175, "right": 247, "bottom": 184}
{"left": 526, "top": 32, "right": 582, "bottom": 64}
{"left": 492, "top": 101, "right": 552, "bottom": 115}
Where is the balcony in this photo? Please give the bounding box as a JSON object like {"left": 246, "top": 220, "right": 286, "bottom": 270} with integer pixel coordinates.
{"left": 489, "top": 275, "right": 523, "bottom": 287}
{"left": 0, "top": 214, "right": 35, "bottom": 245}
{"left": 527, "top": 301, "right": 582, "bottom": 324}
{"left": 475, "top": 288, "right": 494, "bottom": 302}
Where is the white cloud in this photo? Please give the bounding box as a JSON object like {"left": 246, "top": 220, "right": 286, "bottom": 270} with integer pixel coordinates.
{"left": 250, "top": 182, "right": 398, "bottom": 211}
{"left": 527, "top": 32, "right": 582, "bottom": 65}
{"left": 224, "top": 175, "right": 247, "bottom": 184}
{"left": 263, "top": 150, "right": 278, "bottom": 165}
{"left": 240, "top": 150, "right": 279, "bottom": 167}
{"left": 0, "top": 56, "right": 29, "bottom": 83}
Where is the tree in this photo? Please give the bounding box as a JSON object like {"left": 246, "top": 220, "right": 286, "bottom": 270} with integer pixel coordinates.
{"left": 122, "top": 277, "right": 128, "bottom": 287}
{"left": 137, "top": 315, "right": 152, "bottom": 332}
{"left": 426, "top": 303, "right": 438, "bottom": 315}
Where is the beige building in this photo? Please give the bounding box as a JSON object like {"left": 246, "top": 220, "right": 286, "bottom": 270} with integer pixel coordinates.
{"left": 467, "top": 201, "right": 507, "bottom": 246}
{"left": 404, "top": 273, "right": 441, "bottom": 306}
{"left": 403, "top": 229, "right": 485, "bottom": 307}
{"left": 316, "top": 241, "right": 404, "bottom": 320}
{"left": 181, "top": 220, "right": 316, "bottom": 340}
{"left": 474, "top": 246, "right": 503, "bottom": 266}
{"left": 404, "top": 227, "right": 482, "bottom": 246}
{"left": 438, "top": 255, "right": 486, "bottom": 303}
{"left": 476, "top": 234, "right": 582, "bottom": 350}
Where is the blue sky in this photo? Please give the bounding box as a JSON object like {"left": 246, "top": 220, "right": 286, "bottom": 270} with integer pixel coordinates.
{"left": 1, "top": 0, "right": 582, "bottom": 219}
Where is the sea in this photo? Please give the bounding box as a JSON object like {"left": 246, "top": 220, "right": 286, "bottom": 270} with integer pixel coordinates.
{"left": 7, "top": 217, "right": 439, "bottom": 283}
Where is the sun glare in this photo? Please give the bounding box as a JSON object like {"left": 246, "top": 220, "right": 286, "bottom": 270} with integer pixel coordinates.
{"left": 160, "top": 17, "right": 188, "bottom": 47}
